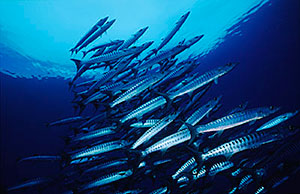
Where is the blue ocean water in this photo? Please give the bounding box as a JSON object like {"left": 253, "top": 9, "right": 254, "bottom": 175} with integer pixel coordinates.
{"left": 0, "top": 0, "right": 299, "bottom": 193}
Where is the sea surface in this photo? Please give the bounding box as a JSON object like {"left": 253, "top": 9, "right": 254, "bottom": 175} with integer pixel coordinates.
{"left": 0, "top": 0, "right": 299, "bottom": 193}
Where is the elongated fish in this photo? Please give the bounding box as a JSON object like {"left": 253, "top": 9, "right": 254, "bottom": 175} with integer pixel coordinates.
{"left": 71, "top": 140, "right": 127, "bottom": 160}
{"left": 71, "top": 126, "right": 116, "bottom": 142}
{"left": 18, "top": 155, "right": 61, "bottom": 163}
{"left": 70, "top": 16, "right": 108, "bottom": 54}
{"left": 196, "top": 107, "right": 279, "bottom": 134}
{"left": 77, "top": 19, "right": 116, "bottom": 52}
{"left": 136, "top": 36, "right": 203, "bottom": 72}
{"left": 83, "top": 57, "right": 133, "bottom": 97}
{"left": 7, "top": 177, "right": 52, "bottom": 192}
{"left": 110, "top": 74, "right": 162, "bottom": 108}
{"left": 120, "top": 96, "right": 167, "bottom": 123}
{"left": 169, "top": 63, "right": 236, "bottom": 99}
{"left": 80, "top": 169, "right": 133, "bottom": 191}
{"left": 70, "top": 42, "right": 153, "bottom": 85}
{"left": 83, "top": 158, "right": 128, "bottom": 174}
{"left": 110, "top": 73, "right": 163, "bottom": 108}
{"left": 142, "top": 128, "right": 191, "bottom": 156}
{"left": 256, "top": 110, "right": 299, "bottom": 131}
{"left": 178, "top": 96, "right": 222, "bottom": 131}
{"left": 155, "top": 11, "right": 190, "bottom": 52}
{"left": 201, "top": 130, "right": 281, "bottom": 161}
{"left": 130, "top": 119, "right": 161, "bottom": 128}
{"left": 132, "top": 111, "right": 180, "bottom": 149}
{"left": 119, "top": 26, "right": 149, "bottom": 50}
{"left": 46, "top": 116, "right": 88, "bottom": 127}
{"left": 82, "top": 39, "right": 123, "bottom": 58}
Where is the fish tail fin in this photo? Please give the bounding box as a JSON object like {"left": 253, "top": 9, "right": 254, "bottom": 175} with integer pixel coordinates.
{"left": 70, "top": 59, "right": 82, "bottom": 71}
{"left": 70, "top": 48, "right": 75, "bottom": 55}
{"left": 81, "top": 51, "right": 87, "bottom": 58}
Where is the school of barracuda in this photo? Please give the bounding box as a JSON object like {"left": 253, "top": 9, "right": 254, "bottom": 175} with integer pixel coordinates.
{"left": 9, "top": 12, "right": 300, "bottom": 194}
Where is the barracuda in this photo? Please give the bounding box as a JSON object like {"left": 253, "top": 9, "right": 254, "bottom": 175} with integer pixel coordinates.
{"left": 131, "top": 111, "right": 180, "bottom": 149}
{"left": 46, "top": 116, "right": 88, "bottom": 127}
{"left": 77, "top": 19, "right": 116, "bottom": 52}
{"left": 201, "top": 130, "right": 281, "bottom": 161}
{"left": 120, "top": 96, "right": 167, "bottom": 123}
{"left": 119, "top": 26, "right": 149, "bottom": 50}
{"left": 256, "top": 110, "right": 299, "bottom": 131}
{"left": 130, "top": 119, "right": 161, "bottom": 128}
{"left": 169, "top": 63, "right": 236, "bottom": 99}
{"left": 71, "top": 126, "right": 116, "bottom": 142}
{"left": 196, "top": 107, "right": 279, "bottom": 134}
{"left": 7, "top": 177, "right": 52, "bottom": 192}
{"left": 83, "top": 158, "right": 128, "bottom": 174}
{"left": 178, "top": 96, "right": 222, "bottom": 131}
{"left": 110, "top": 73, "right": 164, "bottom": 108}
{"left": 70, "top": 16, "right": 108, "bottom": 54}
{"left": 136, "top": 36, "right": 203, "bottom": 72}
{"left": 80, "top": 169, "right": 133, "bottom": 191}
{"left": 155, "top": 12, "right": 190, "bottom": 52}
{"left": 71, "top": 140, "right": 127, "bottom": 160}
{"left": 70, "top": 42, "right": 152, "bottom": 85}
{"left": 142, "top": 128, "right": 191, "bottom": 156}
{"left": 82, "top": 39, "right": 123, "bottom": 58}
{"left": 18, "top": 155, "right": 62, "bottom": 163}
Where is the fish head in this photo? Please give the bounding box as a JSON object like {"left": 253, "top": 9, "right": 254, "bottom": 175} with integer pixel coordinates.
{"left": 137, "top": 26, "right": 149, "bottom": 35}
{"left": 105, "top": 19, "right": 116, "bottom": 27}
{"left": 177, "top": 11, "right": 191, "bottom": 24}
{"left": 141, "top": 41, "right": 154, "bottom": 50}
{"left": 185, "top": 35, "right": 204, "bottom": 47}
{"left": 96, "top": 16, "right": 109, "bottom": 26}
{"left": 221, "top": 62, "right": 237, "bottom": 73}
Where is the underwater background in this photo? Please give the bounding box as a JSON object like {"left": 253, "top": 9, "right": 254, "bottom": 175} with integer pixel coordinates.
{"left": 0, "top": 0, "right": 299, "bottom": 193}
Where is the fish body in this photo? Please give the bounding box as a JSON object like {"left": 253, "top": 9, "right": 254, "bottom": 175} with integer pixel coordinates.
{"left": 71, "top": 126, "right": 116, "bottom": 142}
{"left": 7, "top": 177, "right": 51, "bottom": 191}
{"left": 18, "top": 155, "right": 61, "bottom": 163}
{"left": 119, "top": 26, "right": 149, "bottom": 50}
{"left": 142, "top": 128, "right": 191, "bottom": 156}
{"left": 196, "top": 107, "right": 279, "bottom": 134}
{"left": 82, "top": 39, "right": 123, "bottom": 58}
{"left": 156, "top": 12, "right": 190, "bottom": 51}
{"left": 47, "top": 116, "right": 88, "bottom": 127}
{"left": 71, "top": 140, "right": 127, "bottom": 160}
{"left": 201, "top": 130, "right": 281, "bottom": 161}
{"left": 136, "top": 36, "right": 202, "bottom": 72}
{"left": 110, "top": 73, "right": 163, "bottom": 108}
{"left": 80, "top": 169, "right": 133, "bottom": 190}
{"left": 256, "top": 110, "right": 299, "bottom": 131}
{"left": 132, "top": 112, "right": 179, "bottom": 149}
{"left": 77, "top": 19, "right": 116, "bottom": 51}
{"left": 120, "top": 96, "right": 167, "bottom": 123}
{"left": 178, "top": 96, "right": 222, "bottom": 131}
{"left": 83, "top": 158, "right": 128, "bottom": 174}
{"left": 130, "top": 119, "right": 160, "bottom": 128}
{"left": 70, "top": 16, "right": 108, "bottom": 54}
{"left": 169, "top": 63, "right": 236, "bottom": 99}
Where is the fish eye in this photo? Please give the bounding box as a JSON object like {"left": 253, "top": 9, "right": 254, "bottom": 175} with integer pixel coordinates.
{"left": 270, "top": 106, "right": 274, "bottom": 110}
